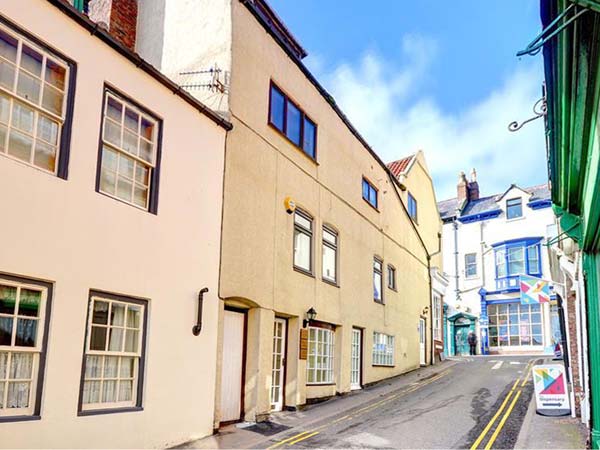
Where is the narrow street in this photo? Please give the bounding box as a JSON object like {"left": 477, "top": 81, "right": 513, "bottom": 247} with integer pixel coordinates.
{"left": 235, "top": 355, "right": 538, "bottom": 449}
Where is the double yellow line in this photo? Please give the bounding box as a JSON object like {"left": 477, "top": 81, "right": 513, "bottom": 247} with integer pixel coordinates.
{"left": 268, "top": 369, "right": 452, "bottom": 449}
{"left": 470, "top": 360, "right": 533, "bottom": 450}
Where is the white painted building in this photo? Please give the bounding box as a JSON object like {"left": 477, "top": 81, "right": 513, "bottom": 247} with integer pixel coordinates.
{"left": 438, "top": 170, "right": 557, "bottom": 355}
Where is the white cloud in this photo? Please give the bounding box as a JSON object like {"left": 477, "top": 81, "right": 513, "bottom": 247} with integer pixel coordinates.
{"left": 318, "top": 35, "right": 547, "bottom": 200}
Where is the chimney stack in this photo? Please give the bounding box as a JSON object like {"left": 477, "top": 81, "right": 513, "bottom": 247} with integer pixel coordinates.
{"left": 88, "top": 0, "right": 138, "bottom": 51}
{"left": 468, "top": 168, "right": 479, "bottom": 201}
{"left": 457, "top": 171, "right": 469, "bottom": 201}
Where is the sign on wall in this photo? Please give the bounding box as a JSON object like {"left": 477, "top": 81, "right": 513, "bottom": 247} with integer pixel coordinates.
{"left": 520, "top": 275, "right": 551, "bottom": 305}
{"left": 532, "top": 364, "right": 571, "bottom": 416}
{"left": 299, "top": 329, "right": 308, "bottom": 360}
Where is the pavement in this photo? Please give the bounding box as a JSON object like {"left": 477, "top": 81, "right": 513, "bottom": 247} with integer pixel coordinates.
{"left": 178, "top": 355, "right": 588, "bottom": 449}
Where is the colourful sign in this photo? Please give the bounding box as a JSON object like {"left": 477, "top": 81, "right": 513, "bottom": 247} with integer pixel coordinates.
{"left": 532, "top": 364, "right": 570, "bottom": 415}
{"left": 520, "top": 275, "right": 551, "bottom": 305}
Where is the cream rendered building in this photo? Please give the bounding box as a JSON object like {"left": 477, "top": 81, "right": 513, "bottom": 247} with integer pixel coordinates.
{"left": 0, "top": 0, "right": 228, "bottom": 447}
{"left": 136, "top": 0, "right": 443, "bottom": 427}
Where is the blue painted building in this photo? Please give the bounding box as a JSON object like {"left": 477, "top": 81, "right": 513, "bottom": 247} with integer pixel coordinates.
{"left": 438, "top": 170, "right": 557, "bottom": 355}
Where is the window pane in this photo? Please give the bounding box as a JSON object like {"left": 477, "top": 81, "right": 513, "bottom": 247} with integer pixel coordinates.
{"left": 44, "top": 60, "right": 66, "bottom": 91}
{"left": 507, "top": 198, "right": 523, "bottom": 219}
{"left": 11, "top": 102, "right": 34, "bottom": 133}
{"left": 322, "top": 244, "right": 336, "bottom": 281}
{"left": 0, "top": 285, "right": 17, "bottom": 314}
{"left": 118, "top": 380, "right": 133, "bottom": 401}
{"left": 20, "top": 45, "right": 43, "bottom": 77}
{"left": 124, "top": 107, "right": 139, "bottom": 132}
{"left": 108, "top": 327, "right": 123, "bottom": 352}
{"left": 139, "top": 139, "right": 153, "bottom": 163}
{"left": 103, "top": 356, "right": 118, "bottom": 378}
{"left": 90, "top": 326, "right": 107, "bottom": 351}
{"left": 9, "top": 353, "right": 33, "bottom": 379}
{"left": 93, "top": 301, "right": 109, "bottom": 325}
{"left": 82, "top": 380, "right": 100, "bottom": 404}
{"left": 286, "top": 102, "right": 301, "bottom": 145}
{"left": 0, "top": 352, "right": 6, "bottom": 379}
{"left": 102, "top": 380, "right": 117, "bottom": 403}
{"left": 0, "top": 317, "right": 13, "bottom": 345}
{"left": 124, "top": 329, "right": 139, "bottom": 353}
{"left": 374, "top": 272, "right": 382, "bottom": 301}
{"left": 36, "top": 115, "right": 58, "bottom": 145}
{"left": 7, "top": 381, "right": 30, "bottom": 408}
{"left": 123, "top": 129, "right": 138, "bottom": 156}
{"left": 133, "top": 186, "right": 148, "bottom": 208}
{"left": 116, "top": 177, "right": 133, "bottom": 203}
{"left": 104, "top": 119, "right": 121, "bottom": 147}
{"left": 7, "top": 130, "right": 32, "bottom": 162}
{"left": 0, "top": 29, "right": 18, "bottom": 62}
{"left": 126, "top": 306, "right": 141, "bottom": 329}
{"left": 294, "top": 229, "right": 311, "bottom": 271}
{"left": 16, "top": 71, "right": 40, "bottom": 103}
{"left": 15, "top": 319, "right": 37, "bottom": 347}
{"left": 106, "top": 97, "right": 122, "bottom": 122}
{"left": 100, "top": 168, "right": 117, "bottom": 195}
{"left": 41, "top": 84, "right": 63, "bottom": 116}
{"left": 33, "top": 141, "right": 56, "bottom": 172}
{"left": 369, "top": 186, "right": 377, "bottom": 207}
{"left": 0, "top": 59, "right": 15, "bottom": 91}
{"left": 0, "top": 93, "right": 10, "bottom": 124}
{"left": 111, "top": 304, "right": 125, "bottom": 326}
{"left": 140, "top": 117, "right": 154, "bottom": 141}
{"left": 120, "top": 357, "right": 134, "bottom": 377}
{"left": 85, "top": 355, "right": 103, "bottom": 378}
{"left": 269, "top": 86, "right": 285, "bottom": 131}
{"left": 135, "top": 164, "right": 149, "bottom": 186}
{"left": 303, "top": 117, "right": 316, "bottom": 157}
{"left": 294, "top": 212, "right": 311, "bottom": 230}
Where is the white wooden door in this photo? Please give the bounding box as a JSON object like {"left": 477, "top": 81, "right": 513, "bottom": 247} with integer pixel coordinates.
{"left": 220, "top": 310, "right": 245, "bottom": 423}
{"left": 419, "top": 318, "right": 426, "bottom": 366}
{"left": 351, "top": 328, "right": 362, "bottom": 390}
{"left": 270, "top": 318, "right": 286, "bottom": 411}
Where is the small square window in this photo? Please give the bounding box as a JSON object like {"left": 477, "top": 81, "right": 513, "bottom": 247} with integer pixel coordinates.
{"left": 506, "top": 198, "right": 523, "bottom": 220}
{"left": 465, "top": 253, "right": 477, "bottom": 278}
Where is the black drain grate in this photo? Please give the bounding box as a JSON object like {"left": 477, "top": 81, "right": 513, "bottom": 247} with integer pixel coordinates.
{"left": 244, "top": 421, "right": 291, "bottom": 436}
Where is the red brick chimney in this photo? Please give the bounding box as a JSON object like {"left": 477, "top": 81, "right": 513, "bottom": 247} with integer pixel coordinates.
{"left": 88, "top": 0, "right": 138, "bottom": 51}
{"left": 468, "top": 168, "right": 480, "bottom": 201}
{"left": 457, "top": 171, "right": 469, "bottom": 201}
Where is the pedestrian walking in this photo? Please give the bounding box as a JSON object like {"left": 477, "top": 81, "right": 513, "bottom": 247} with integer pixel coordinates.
{"left": 467, "top": 331, "right": 477, "bottom": 356}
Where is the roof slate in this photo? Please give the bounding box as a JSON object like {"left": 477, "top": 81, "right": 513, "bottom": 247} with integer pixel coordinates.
{"left": 438, "top": 183, "right": 550, "bottom": 221}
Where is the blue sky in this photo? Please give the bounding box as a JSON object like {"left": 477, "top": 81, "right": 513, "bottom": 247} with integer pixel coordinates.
{"left": 268, "top": 0, "right": 548, "bottom": 200}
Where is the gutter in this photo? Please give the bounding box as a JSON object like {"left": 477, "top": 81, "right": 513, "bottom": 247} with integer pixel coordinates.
{"left": 46, "top": 0, "right": 233, "bottom": 131}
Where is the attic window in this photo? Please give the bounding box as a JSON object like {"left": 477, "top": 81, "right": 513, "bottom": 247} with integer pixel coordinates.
{"left": 506, "top": 198, "right": 522, "bottom": 220}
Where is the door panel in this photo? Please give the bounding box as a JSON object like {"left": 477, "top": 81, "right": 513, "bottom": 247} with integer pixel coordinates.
{"left": 419, "top": 318, "right": 426, "bottom": 365}
{"left": 270, "top": 318, "right": 286, "bottom": 411}
{"left": 220, "top": 310, "right": 245, "bottom": 423}
{"left": 351, "top": 328, "right": 362, "bottom": 390}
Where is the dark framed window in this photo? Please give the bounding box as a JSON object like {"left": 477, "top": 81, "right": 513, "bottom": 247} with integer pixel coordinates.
{"left": 0, "top": 18, "right": 76, "bottom": 179}
{"left": 465, "top": 253, "right": 477, "bottom": 278}
{"left": 96, "top": 87, "right": 162, "bottom": 214}
{"left": 506, "top": 198, "right": 523, "bottom": 220}
{"left": 373, "top": 257, "right": 383, "bottom": 303}
{"left": 268, "top": 82, "right": 317, "bottom": 159}
{"left": 0, "top": 273, "right": 53, "bottom": 422}
{"left": 387, "top": 265, "right": 396, "bottom": 290}
{"left": 362, "top": 178, "right": 378, "bottom": 209}
{"left": 78, "top": 291, "right": 148, "bottom": 415}
{"left": 407, "top": 192, "right": 418, "bottom": 222}
{"left": 322, "top": 226, "right": 338, "bottom": 284}
{"left": 293, "top": 209, "right": 313, "bottom": 274}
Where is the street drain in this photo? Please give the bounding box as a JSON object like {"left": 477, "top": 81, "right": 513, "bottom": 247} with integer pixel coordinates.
{"left": 244, "top": 421, "right": 291, "bottom": 436}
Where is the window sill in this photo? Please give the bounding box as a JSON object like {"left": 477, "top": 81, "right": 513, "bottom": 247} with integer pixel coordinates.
{"left": 0, "top": 415, "right": 41, "bottom": 423}
{"left": 388, "top": 286, "right": 397, "bottom": 292}
{"left": 294, "top": 266, "right": 315, "bottom": 278}
{"left": 306, "top": 383, "right": 336, "bottom": 387}
{"left": 362, "top": 197, "right": 380, "bottom": 212}
{"left": 322, "top": 278, "right": 339, "bottom": 288}
{"left": 374, "top": 299, "right": 385, "bottom": 305}
{"left": 506, "top": 216, "right": 525, "bottom": 222}
{"left": 78, "top": 406, "right": 143, "bottom": 417}
{"left": 372, "top": 364, "right": 395, "bottom": 368}
{"left": 268, "top": 123, "right": 318, "bottom": 165}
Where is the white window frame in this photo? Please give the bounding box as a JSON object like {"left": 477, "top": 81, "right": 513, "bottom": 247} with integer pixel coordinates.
{"left": 322, "top": 225, "right": 338, "bottom": 284}
{"left": 372, "top": 332, "right": 394, "bottom": 366}
{"left": 465, "top": 253, "right": 478, "bottom": 278}
{"left": 506, "top": 197, "right": 523, "bottom": 220}
{"left": 508, "top": 246, "right": 525, "bottom": 276}
{"left": 0, "top": 23, "right": 70, "bottom": 174}
{"left": 433, "top": 294, "right": 442, "bottom": 341}
{"left": 306, "top": 327, "right": 334, "bottom": 385}
{"left": 373, "top": 257, "right": 383, "bottom": 303}
{"left": 387, "top": 264, "right": 396, "bottom": 290}
{"left": 487, "top": 302, "right": 544, "bottom": 347}
{"left": 293, "top": 209, "right": 313, "bottom": 273}
{"left": 0, "top": 278, "right": 48, "bottom": 417}
{"left": 98, "top": 90, "right": 159, "bottom": 211}
{"left": 527, "top": 245, "right": 540, "bottom": 274}
{"left": 80, "top": 295, "right": 146, "bottom": 412}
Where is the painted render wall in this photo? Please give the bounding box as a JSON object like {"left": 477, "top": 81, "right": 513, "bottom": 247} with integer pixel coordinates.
{"left": 0, "top": 1, "right": 226, "bottom": 447}
{"left": 213, "top": 0, "right": 433, "bottom": 423}
{"left": 441, "top": 186, "right": 556, "bottom": 351}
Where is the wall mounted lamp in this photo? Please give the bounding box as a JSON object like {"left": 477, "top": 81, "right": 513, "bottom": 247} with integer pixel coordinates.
{"left": 303, "top": 307, "right": 317, "bottom": 328}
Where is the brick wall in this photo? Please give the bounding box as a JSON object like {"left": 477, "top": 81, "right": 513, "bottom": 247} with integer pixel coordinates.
{"left": 109, "top": 0, "right": 137, "bottom": 50}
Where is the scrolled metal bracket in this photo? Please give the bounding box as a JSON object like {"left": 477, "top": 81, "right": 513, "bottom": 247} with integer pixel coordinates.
{"left": 508, "top": 97, "right": 547, "bottom": 132}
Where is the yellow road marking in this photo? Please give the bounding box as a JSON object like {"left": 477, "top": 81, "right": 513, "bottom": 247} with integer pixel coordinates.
{"left": 483, "top": 390, "right": 522, "bottom": 450}
{"left": 269, "top": 368, "right": 452, "bottom": 448}
{"left": 287, "top": 431, "right": 319, "bottom": 446}
{"left": 470, "top": 360, "right": 533, "bottom": 450}
{"left": 268, "top": 431, "right": 311, "bottom": 449}
{"left": 521, "top": 368, "right": 532, "bottom": 387}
